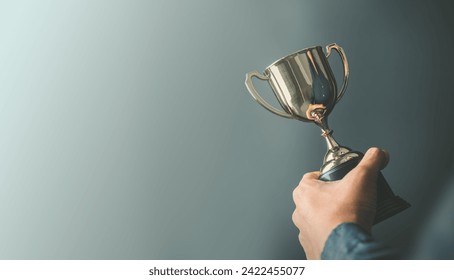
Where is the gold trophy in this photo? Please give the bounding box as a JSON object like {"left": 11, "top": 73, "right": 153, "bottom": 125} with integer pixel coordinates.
{"left": 245, "top": 44, "right": 410, "bottom": 224}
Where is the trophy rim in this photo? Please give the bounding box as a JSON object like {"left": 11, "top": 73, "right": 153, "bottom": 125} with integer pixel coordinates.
{"left": 265, "top": 45, "right": 322, "bottom": 70}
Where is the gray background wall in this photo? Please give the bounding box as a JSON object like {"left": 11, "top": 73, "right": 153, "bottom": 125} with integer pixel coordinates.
{"left": 0, "top": 0, "right": 453, "bottom": 259}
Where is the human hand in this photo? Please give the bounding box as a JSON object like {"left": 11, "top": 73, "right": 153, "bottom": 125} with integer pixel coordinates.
{"left": 292, "top": 147, "right": 390, "bottom": 259}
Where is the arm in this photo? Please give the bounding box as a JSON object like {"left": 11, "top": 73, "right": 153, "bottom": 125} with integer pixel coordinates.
{"left": 292, "top": 148, "right": 395, "bottom": 259}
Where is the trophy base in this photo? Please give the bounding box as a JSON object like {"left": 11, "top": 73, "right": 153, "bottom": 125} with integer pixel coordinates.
{"left": 319, "top": 156, "right": 411, "bottom": 225}
{"left": 373, "top": 194, "right": 411, "bottom": 225}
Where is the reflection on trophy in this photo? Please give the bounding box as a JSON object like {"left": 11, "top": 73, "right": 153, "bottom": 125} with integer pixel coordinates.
{"left": 245, "top": 44, "right": 410, "bottom": 224}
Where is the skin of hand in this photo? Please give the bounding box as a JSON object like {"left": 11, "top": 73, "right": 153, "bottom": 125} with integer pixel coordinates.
{"left": 292, "top": 147, "right": 390, "bottom": 259}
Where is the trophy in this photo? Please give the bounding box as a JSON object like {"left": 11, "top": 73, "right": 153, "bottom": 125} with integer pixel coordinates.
{"left": 245, "top": 43, "right": 410, "bottom": 224}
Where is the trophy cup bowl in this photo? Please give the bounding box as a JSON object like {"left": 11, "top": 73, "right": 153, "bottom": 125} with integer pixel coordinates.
{"left": 245, "top": 43, "right": 410, "bottom": 224}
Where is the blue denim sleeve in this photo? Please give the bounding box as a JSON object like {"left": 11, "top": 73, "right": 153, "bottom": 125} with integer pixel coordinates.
{"left": 321, "top": 223, "right": 397, "bottom": 259}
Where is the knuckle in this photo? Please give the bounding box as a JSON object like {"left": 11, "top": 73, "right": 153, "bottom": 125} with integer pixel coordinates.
{"left": 293, "top": 185, "right": 309, "bottom": 202}
{"left": 292, "top": 187, "right": 300, "bottom": 201}
{"left": 298, "top": 174, "right": 312, "bottom": 189}
{"left": 292, "top": 210, "right": 298, "bottom": 223}
{"left": 298, "top": 232, "right": 304, "bottom": 243}
{"left": 302, "top": 172, "right": 313, "bottom": 181}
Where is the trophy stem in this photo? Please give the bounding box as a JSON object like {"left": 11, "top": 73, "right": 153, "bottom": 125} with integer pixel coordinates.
{"left": 322, "top": 130, "right": 340, "bottom": 151}
{"left": 311, "top": 109, "right": 340, "bottom": 151}
{"left": 311, "top": 108, "right": 359, "bottom": 173}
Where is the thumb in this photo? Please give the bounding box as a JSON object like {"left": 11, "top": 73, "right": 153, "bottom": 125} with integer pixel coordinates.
{"left": 359, "top": 147, "right": 389, "bottom": 171}
{"left": 346, "top": 147, "right": 389, "bottom": 182}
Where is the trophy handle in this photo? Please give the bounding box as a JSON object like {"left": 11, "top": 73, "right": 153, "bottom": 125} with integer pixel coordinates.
{"left": 245, "top": 71, "right": 293, "bottom": 118}
{"left": 325, "top": 43, "right": 349, "bottom": 103}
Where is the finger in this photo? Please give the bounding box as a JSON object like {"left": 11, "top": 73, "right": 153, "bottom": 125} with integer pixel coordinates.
{"left": 301, "top": 171, "right": 320, "bottom": 181}
{"left": 346, "top": 147, "right": 389, "bottom": 182}
{"left": 359, "top": 147, "right": 389, "bottom": 171}
{"left": 294, "top": 171, "right": 321, "bottom": 200}
{"left": 292, "top": 210, "right": 302, "bottom": 228}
